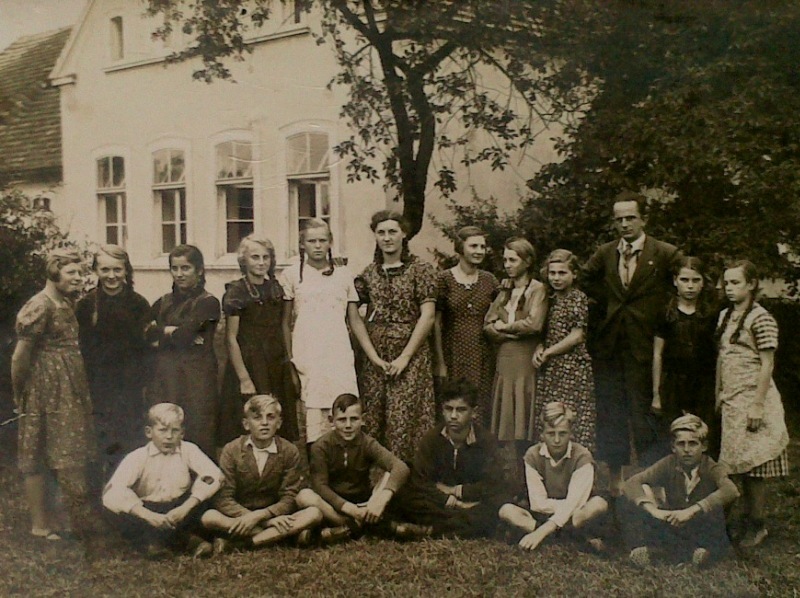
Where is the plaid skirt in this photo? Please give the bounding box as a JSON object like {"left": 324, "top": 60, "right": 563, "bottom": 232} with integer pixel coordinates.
{"left": 747, "top": 449, "right": 789, "bottom": 478}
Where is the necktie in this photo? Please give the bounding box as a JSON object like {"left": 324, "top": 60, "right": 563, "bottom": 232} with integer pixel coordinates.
{"left": 622, "top": 244, "right": 634, "bottom": 288}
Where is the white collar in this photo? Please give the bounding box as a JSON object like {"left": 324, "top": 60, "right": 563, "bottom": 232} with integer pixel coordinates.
{"left": 441, "top": 424, "right": 477, "bottom": 446}
{"left": 246, "top": 437, "right": 278, "bottom": 454}
{"left": 539, "top": 442, "right": 573, "bottom": 466}
{"left": 618, "top": 233, "right": 646, "bottom": 254}
{"left": 146, "top": 441, "right": 182, "bottom": 457}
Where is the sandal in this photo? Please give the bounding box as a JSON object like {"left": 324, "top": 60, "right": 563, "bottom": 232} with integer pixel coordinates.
{"left": 31, "top": 528, "right": 62, "bottom": 541}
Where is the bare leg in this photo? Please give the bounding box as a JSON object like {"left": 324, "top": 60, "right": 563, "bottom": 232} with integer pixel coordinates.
{"left": 200, "top": 509, "right": 239, "bottom": 534}
{"left": 295, "top": 488, "right": 348, "bottom": 526}
{"left": 498, "top": 503, "right": 537, "bottom": 533}
{"left": 24, "top": 473, "right": 49, "bottom": 532}
{"left": 572, "top": 496, "right": 609, "bottom": 529}
{"left": 251, "top": 507, "right": 323, "bottom": 547}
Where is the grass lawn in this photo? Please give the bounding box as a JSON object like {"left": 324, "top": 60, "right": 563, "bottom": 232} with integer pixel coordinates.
{"left": 0, "top": 422, "right": 798, "bottom": 597}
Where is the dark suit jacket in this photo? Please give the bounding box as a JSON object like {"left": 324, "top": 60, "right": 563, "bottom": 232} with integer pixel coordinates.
{"left": 583, "top": 235, "right": 680, "bottom": 363}
{"left": 213, "top": 435, "right": 303, "bottom": 519}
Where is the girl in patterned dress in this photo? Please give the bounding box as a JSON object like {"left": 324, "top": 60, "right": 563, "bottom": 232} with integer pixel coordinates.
{"left": 355, "top": 210, "right": 438, "bottom": 462}
{"left": 12, "top": 250, "right": 98, "bottom": 542}
{"left": 433, "top": 226, "right": 499, "bottom": 422}
{"left": 716, "top": 260, "right": 789, "bottom": 548}
{"left": 281, "top": 219, "right": 386, "bottom": 448}
{"left": 219, "top": 235, "right": 297, "bottom": 445}
{"left": 532, "top": 250, "right": 595, "bottom": 452}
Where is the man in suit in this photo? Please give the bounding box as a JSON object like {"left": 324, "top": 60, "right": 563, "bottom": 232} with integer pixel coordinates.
{"left": 583, "top": 192, "right": 681, "bottom": 492}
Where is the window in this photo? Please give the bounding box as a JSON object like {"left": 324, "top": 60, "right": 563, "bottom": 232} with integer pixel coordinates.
{"left": 216, "top": 141, "right": 254, "bottom": 254}
{"left": 96, "top": 156, "right": 126, "bottom": 246}
{"left": 153, "top": 149, "right": 187, "bottom": 253}
{"left": 286, "top": 132, "right": 330, "bottom": 251}
{"left": 110, "top": 16, "right": 124, "bottom": 60}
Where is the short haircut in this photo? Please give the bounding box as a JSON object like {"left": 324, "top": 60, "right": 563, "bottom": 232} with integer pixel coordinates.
{"left": 453, "top": 226, "right": 486, "bottom": 256}
{"left": 670, "top": 413, "right": 708, "bottom": 442}
{"left": 46, "top": 248, "right": 83, "bottom": 282}
{"left": 332, "top": 393, "right": 361, "bottom": 416}
{"left": 147, "top": 403, "right": 185, "bottom": 427}
{"left": 438, "top": 377, "right": 479, "bottom": 408}
{"left": 612, "top": 190, "right": 647, "bottom": 217}
{"left": 540, "top": 401, "right": 576, "bottom": 429}
{"left": 540, "top": 248, "right": 581, "bottom": 283}
{"left": 244, "top": 394, "right": 282, "bottom": 417}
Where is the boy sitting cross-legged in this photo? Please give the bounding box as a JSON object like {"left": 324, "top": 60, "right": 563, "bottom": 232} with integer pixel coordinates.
{"left": 618, "top": 413, "right": 738, "bottom": 568}
{"left": 499, "top": 402, "right": 610, "bottom": 553}
{"left": 102, "top": 403, "right": 222, "bottom": 559}
{"left": 201, "top": 395, "right": 322, "bottom": 552}
{"left": 305, "top": 393, "right": 411, "bottom": 544}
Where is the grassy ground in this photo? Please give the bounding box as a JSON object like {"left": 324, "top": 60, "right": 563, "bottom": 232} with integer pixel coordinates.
{"left": 0, "top": 424, "right": 798, "bottom": 598}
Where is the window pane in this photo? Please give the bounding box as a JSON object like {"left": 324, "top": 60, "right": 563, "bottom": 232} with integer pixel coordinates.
{"left": 162, "top": 224, "right": 175, "bottom": 254}
{"left": 225, "top": 187, "right": 254, "bottom": 219}
{"left": 217, "top": 141, "right": 252, "bottom": 179}
{"left": 309, "top": 133, "right": 329, "bottom": 172}
{"left": 97, "top": 157, "right": 111, "bottom": 188}
{"left": 298, "top": 183, "right": 315, "bottom": 218}
{"left": 170, "top": 151, "right": 185, "bottom": 182}
{"left": 286, "top": 133, "right": 308, "bottom": 175}
{"left": 161, "top": 191, "right": 175, "bottom": 222}
{"left": 154, "top": 150, "right": 169, "bottom": 184}
{"left": 319, "top": 182, "right": 330, "bottom": 216}
{"left": 227, "top": 221, "right": 254, "bottom": 254}
{"left": 107, "top": 225, "right": 118, "bottom": 245}
{"left": 112, "top": 156, "right": 125, "bottom": 187}
{"left": 179, "top": 223, "right": 187, "bottom": 245}
{"left": 105, "top": 196, "right": 118, "bottom": 223}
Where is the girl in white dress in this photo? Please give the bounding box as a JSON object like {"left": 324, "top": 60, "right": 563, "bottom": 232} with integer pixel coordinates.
{"left": 281, "top": 219, "right": 386, "bottom": 446}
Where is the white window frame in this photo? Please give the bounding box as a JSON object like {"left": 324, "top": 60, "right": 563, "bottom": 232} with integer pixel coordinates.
{"left": 215, "top": 139, "right": 255, "bottom": 255}
{"left": 152, "top": 148, "right": 187, "bottom": 254}
{"left": 96, "top": 155, "right": 127, "bottom": 247}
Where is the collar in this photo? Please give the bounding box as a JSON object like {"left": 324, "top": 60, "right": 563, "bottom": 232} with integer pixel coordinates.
{"left": 538, "top": 441, "right": 573, "bottom": 466}
{"left": 245, "top": 437, "right": 278, "bottom": 454}
{"left": 617, "top": 233, "right": 646, "bottom": 254}
{"left": 330, "top": 430, "right": 363, "bottom": 447}
{"left": 146, "top": 441, "right": 182, "bottom": 457}
{"left": 440, "top": 424, "right": 477, "bottom": 446}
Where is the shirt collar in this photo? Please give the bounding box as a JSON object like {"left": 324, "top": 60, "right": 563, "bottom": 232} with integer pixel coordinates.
{"left": 538, "top": 441, "right": 573, "bottom": 466}
{"left": 146, "top": 441, "right": 182, "bottom": 457}
{"left": 246, "top": 437, "right": 278, "bottom": 454}
{"left": 440, "top": 424, "right": 477, "bottom": 446}
{"left": 618, "top": 233, "right": 646, "bottom": 254}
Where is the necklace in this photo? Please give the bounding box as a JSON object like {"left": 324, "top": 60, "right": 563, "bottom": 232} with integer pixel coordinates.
{"left": 244, "top": 277, "right": 263, "bottom": 302}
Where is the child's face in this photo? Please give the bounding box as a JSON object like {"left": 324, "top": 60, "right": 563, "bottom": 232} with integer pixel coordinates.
{"left": 547, "top": 261, "right": 575, "bottom": 293}
{"left": 54, "top": 263, "right": 84, "bottom": 297}
{"left": 146, "top": 417, "right": 185, "bottom": 454}
{"left": 671, "top": 430, "right": 706, "bottom": 469}
{"left": 243, "top": 404, "right": 282, "bottom": 448}
{"left": 542, "top": 420, "right": 572, "bottom": 459}
{"left": 503, "top": 249, "right": 529, "bottom": 280}
{"left": 442, "top": 398, "right": 474, "bottom": 437}
{"left": 674, "top": 267, "right": 703, "bottom": 301}
{"left": 170, "top": 256, "right": 201, "bottom": 291}
{"left": 332, "top": 403, "right": 363, "bottom": 442}
{"left": 723, "top": 267, "right": 755, "bottom": 305}
{"left": 243, "top": 244, "right": 271, "bottom": 279}
{"left": 301, "top": 226, "right": 332, "bottom": 264}
{"left": 95, "top": 253, "right": 127, "bottom": 296}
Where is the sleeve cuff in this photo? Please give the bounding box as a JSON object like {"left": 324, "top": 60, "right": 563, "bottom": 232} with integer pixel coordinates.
{"left": 455, "top": 485, "right": 463, "bottom": 499}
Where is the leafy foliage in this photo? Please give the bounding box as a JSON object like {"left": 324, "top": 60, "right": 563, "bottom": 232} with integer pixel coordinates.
{"left": 0, "top": 189, "right": 73, "bottom": 324}
{"left": 145, "top": 0, "right": 601, "bottom": 237}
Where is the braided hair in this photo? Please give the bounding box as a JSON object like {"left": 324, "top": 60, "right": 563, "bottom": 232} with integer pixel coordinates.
{"left": 299, "top": 218, "right": 335, "bottom": 283}
{"left": 369, "top": 210, "right": 411, "bottom": 265}
{"left": 715, "top": 259, "right": 759, "bottom": 345}
{"left": 237, "top": 234, "right": 283, "bottom": 300}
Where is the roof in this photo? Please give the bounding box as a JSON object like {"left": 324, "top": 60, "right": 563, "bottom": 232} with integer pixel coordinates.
{"left": 0, "top": 27, "right": 71, "bottom": 186}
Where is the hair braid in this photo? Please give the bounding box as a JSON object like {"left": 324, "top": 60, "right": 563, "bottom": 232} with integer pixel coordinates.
{"left": 299, "top": 246, "right": 305, "bottom": 283}
{"left": 92, "top": 287, "right": 100, "bottom": 327}
{"left": 324, "top": 246, "right": 335, "bottom": 277}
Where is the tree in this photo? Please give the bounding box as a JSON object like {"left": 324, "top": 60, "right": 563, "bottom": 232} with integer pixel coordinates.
{"left": 146, "top": 0, "right": 599, "bottom": 238}
{"left": 517, "top": 1, "right": 800, "bottom": 285}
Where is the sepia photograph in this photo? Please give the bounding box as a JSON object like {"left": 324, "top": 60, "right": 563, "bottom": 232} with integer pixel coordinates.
{"left": 0, "top": 0, "right": 797, "bottom": 595}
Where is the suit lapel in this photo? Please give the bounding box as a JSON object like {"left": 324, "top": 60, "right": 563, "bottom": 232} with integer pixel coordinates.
{"left": 627, "top": 237, "right": 655, "bottom": 291}
{"left": 606, "top": 244, "right": 626, "bottom": 298}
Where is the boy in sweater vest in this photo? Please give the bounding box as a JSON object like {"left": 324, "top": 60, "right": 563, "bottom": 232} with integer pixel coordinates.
{"left": 499, "top": 402, "right": 609, "bottom": 552}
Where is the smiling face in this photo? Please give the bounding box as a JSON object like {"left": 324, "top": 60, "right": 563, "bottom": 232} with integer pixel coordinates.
{"left": 243, "top": 402, "right": 282, "bottom": 448}
{"left": 95, "top": 253, "right": 126, "bottom": 296}
{"left": 542, "top": 420, "right": 572, "bottom": 460}
{"left": 146, "top": 416, "right": 184, "bottom": 454}
{"left": 332, "top": 402, "right": 364, "bottom": 442}
{"left": 54, "top": 262, "right": 84, "bottom": 297}
{"left": 613, "top": 200, "right": 646, "bottom": 243}
{"left": 302, "top": 226, "right": 332, "bottom": 265}
{"left": 547, "top": 261, "right": 575, "bottom": 294}
{"left": 460, "top": 235, "right": 487, "bottom": 267}
{"left": 373, "top": 219, "right": 406, "bottom": 258}
{"left": 503, "top": 248, "right": 529, "bottom": 280}
{"left": 242, "top": 242, "right": 271, "bottom": 281}
{"left": 672, "top": 430, "right": 706, "bottom": 470}
{"left": 674, "top": 267, "right": 704, "bottom": 302}
{"left": 170, "top": 255, "right": 201, "bottom": 291}
{"left": 723, "top": 267, "right": 756, "bottom": 306}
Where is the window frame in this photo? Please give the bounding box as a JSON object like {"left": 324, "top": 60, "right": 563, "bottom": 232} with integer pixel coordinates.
{"left": 96, "top": 155, "right": 127, "bottom": 247}
{"left": 152, "top": 148, "right": 188, "bottom": 254}
{"left": 215, "top": 139, "right": 255, "bottom": 255}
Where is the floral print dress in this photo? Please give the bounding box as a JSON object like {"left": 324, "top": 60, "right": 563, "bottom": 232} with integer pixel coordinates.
{"left": 356, "top": 257, "right": 438, "bottom": 462}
